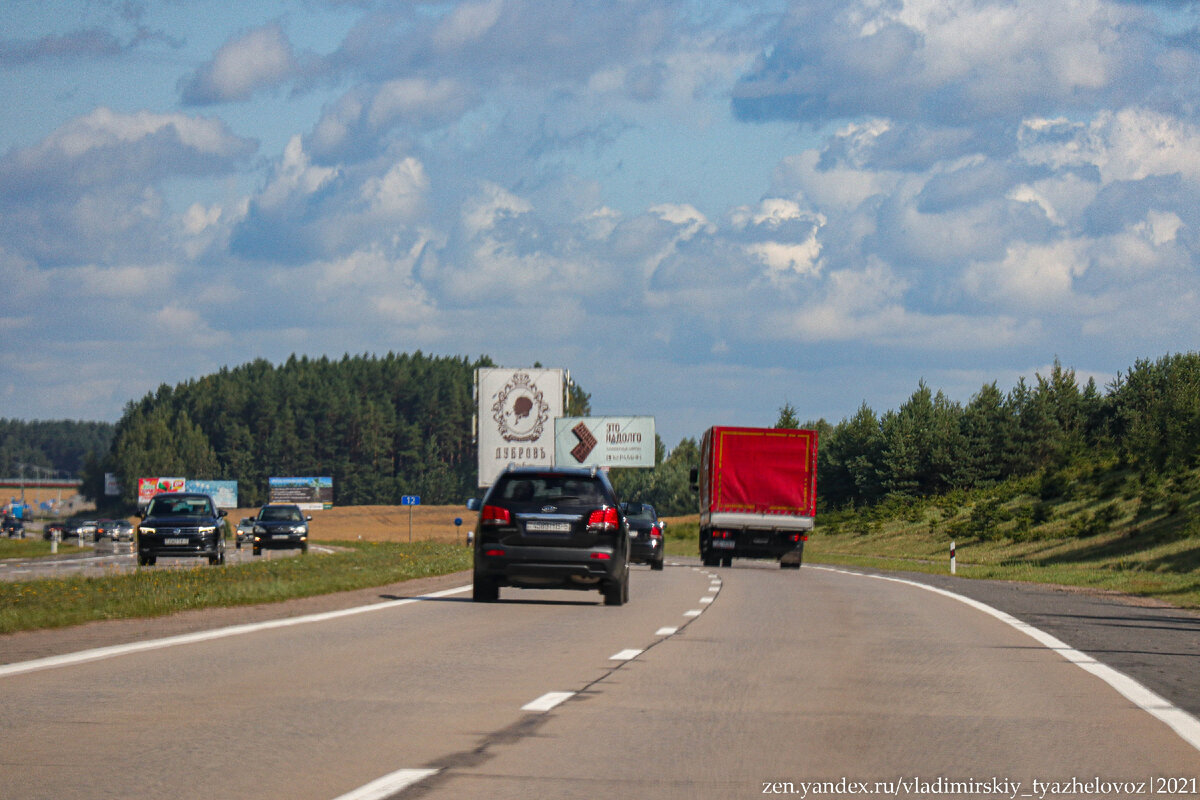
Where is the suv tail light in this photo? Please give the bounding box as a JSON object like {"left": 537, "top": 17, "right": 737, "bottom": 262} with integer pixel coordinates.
{"left": 650, "top": 523, "right": 663, "bottom": 538}
{"left": 587, "top": 507, "right": 619, "bottom": 533}
{"left": 482, "top": 505, "right": 512, "bottom": 526}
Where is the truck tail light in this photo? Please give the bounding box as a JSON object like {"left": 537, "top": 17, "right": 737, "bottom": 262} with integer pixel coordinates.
{"left": 590, "top": 552, "right": 611, "bottom": 560}
{"left": 484, "top": 548, "right": 505, "bottom": 557}
{"left": 482, "top": 505, "right": 511, "bottom": 526}
{"left": 790, "top": 533, "right": 809, "bottom": 543}
{"left": 587, "top": 507, "right": 619, "bottom": 532}
{"left": 712, "top": 530, "right": 731, "bottom": 539}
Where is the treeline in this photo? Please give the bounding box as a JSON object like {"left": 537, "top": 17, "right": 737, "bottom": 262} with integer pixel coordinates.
{"left": 0, "top": 419, "right": 114, "bottom": 478}
{"left": 89, "top": 353, "right": 495, "bottom": 507}
{"left": 812, "top": 353, "right": 1200, "bottom": 510}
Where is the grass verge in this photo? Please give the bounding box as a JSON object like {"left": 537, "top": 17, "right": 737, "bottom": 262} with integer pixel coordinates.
{"left": 0, "top": 539, "right": 89, "bottom": 559}
{"left": 0, "top": 540, "right": 471, "bottom": 636}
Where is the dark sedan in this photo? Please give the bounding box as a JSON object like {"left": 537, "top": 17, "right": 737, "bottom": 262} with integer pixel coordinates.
{"left": 621, "top": 502, "right": 665, "bottom": 571}
{"left": 251, "top": 504, "right": 311, "bottom": 555}
{"left": 2, "top": 515, "right": 25, "bottom": 538}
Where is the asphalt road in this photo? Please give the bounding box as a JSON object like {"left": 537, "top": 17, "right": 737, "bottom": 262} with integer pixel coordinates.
{"left": 2, "top": 560, "right": 1198, "bottom": 800}
{"left": 0, "top": 537, "right": 322, "bottom": 580}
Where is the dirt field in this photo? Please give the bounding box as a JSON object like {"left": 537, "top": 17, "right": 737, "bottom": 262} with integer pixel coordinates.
{"left": 229, "top": 504, "right": 477, "bottom": 544}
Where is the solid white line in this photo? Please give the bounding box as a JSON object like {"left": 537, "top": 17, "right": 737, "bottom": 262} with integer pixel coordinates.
{"left": 610, "top": 649, "right": 642, "bottom": 661}
{"left": 656, "top": 627, "right": 678, "bottom": 636}
{"left": 811, "top": 566, "right": 1200, "bottom": 753}
{"left": 522, "top": 691, "right": 574, "bottom": 712}
{"left": 331, "top": 768, "right": 439, "bottom": 800}
{"left": 0, "top": 584, "right": 473, "bottom": 679}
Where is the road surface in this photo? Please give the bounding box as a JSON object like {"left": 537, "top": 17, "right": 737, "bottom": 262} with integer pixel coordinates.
{"left": 2, "top": 560, "right": 1198, "bottom": 800}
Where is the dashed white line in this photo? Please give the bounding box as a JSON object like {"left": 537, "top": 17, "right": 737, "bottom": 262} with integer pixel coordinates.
{"left": 522, "top": 691, "right": 575, "bottom": 712}
{"left": 656, "top": 627, "right": 678, "bottom": 636}
{"left": 699, "top": 596, "right": 714, "bottom": 604}
{"left": 331, "top": 768, "right": 439, "bottom": 800}
{"left": 610, "top": 648, "right": 643, "bottom": 661}
{"left": 684, "top": 609, "right": 703, "bottom": 617}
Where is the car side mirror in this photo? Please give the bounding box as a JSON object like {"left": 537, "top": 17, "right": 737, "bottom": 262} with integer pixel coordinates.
{"left": 306, "top": 515, "right": 313, "bottom": 521}
{"left": 466, "top": 498, "right": 481, "bottom": 511}
{"left": 659, "top": 520, "right": 667, "bottom": 529}
{"left": 219, "top": 509, "right": 227, "bottom": 517}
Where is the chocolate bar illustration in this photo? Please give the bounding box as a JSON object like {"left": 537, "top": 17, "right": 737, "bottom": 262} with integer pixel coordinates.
{"left": 570, "top": 421, "right": 597, "bottom": 463}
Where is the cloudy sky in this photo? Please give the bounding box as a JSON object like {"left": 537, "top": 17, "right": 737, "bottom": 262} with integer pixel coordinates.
{"left": 2, "top": 0, "right": 1198, "bottom": 449}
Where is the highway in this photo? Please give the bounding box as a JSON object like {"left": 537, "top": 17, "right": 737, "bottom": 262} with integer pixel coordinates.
{"left": 2, "top": 561, "right": 1198, "bottom": 800}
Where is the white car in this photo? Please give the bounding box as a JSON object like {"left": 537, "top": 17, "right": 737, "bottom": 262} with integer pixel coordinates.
{"left": 235, "top": 517, "right": 255, "bottom": 549}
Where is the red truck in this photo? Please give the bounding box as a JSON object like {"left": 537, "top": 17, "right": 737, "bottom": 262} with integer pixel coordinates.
{"left": 691, "top": 426, "right": 818, "bottom": 569}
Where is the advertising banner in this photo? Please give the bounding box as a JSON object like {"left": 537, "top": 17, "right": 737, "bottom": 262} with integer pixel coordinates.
{"left": 186, "top": 480, "right": 239, "bottom": 509}
{"left": 554, "top": 416, "right": 656, "bottom": 469}
{"left": 137, "top": 477, "right": 185, "bottom": 506}
{"left": 269, "top": 477, "right": 334, "bottom": 510}
{"left": 477, "top": 367, "right": 563, "bottom": 487}
{"left": 104, "top": 472, "right": 120, "bottom": 497}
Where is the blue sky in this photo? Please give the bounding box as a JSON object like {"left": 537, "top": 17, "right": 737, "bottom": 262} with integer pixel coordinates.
{"left": 2, "top": 0, "right": 1199, "bottom": 450}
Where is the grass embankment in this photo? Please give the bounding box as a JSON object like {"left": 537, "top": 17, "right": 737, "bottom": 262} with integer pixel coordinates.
{"left": 0, "top": 541, "right": 471, "bottom": 636}
{"left": 808, "top": 464, "right": 1200, "bottom": 609}
{"left": 0, "top": 539, "right": 89, "bottom": 559}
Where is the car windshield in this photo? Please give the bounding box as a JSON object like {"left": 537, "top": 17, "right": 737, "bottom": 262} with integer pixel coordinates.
{"left": 148, "top": 497, "right": 213, "bottom": 517}
{"left": 259, "top": 507, "right": 303, "bottom": 522}
{"left": 493, "top": 475, "right": 606, "bottom": 506}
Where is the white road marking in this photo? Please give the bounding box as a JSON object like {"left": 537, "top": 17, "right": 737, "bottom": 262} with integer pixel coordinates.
{"left": 699, "top": 596, "right": 714, "bottom": 604}
{"left": 656, "top": 627, "right": 678, "bottom": 636}
{"left": 0, "top": 584, "right": 473, "bottom": 679}
{"left": 331, "top": 768, "right": 439, "bottom": 800}
{"left": 522, "top": 691, "right": 575, "bottom": 712}
{"left": 812, "top": 565, "right": 1200, "bottom": 754}
{"left": 707, "top": 585, "right": 720, "bottom": 592}
{"left": 610, "top": 649, "right": 642, "bottom": 661}
{"left": 684, "top": 609, "right": 703, "bottom": 617}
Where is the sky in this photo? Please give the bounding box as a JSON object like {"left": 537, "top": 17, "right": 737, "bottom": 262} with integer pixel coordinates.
{"left": 1, "top": 0, "right": 1199, "bottom": 451}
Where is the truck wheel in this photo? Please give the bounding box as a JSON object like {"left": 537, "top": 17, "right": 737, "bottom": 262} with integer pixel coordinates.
{"left": 651, "top": 557, "right": 664, "bottom": 571}
{"left": 721, "top": 555, "right": 733, "bottom": 568}
{"left": 781, "top": 561, "right": 801, "bottom": 570}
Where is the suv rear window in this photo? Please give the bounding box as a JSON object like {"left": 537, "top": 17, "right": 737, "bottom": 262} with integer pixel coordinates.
{"left": 492, "top": 474, "right": 607, "bottom": 506}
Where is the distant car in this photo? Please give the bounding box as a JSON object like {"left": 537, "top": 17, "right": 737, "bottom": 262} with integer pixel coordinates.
{"left": 63, "top": 519, "right": 98, "bottom": 541}
{"left": 96, "top": 519, "right": 134, "bottom": 542}
{"left": 251, "top": 505, "right": 311, "bottom": 556}
{"left": 621, "top": 502, "right": 665, "bottom": 571}
{"left": 43, "top": 521, "right": 65, "bottom": 541}
{"left": 2, "top": 515, "right": 25, "bottom": 538}
{"left": 136, "top": 492, "right": 227, "bottom": 566}
{"left": 469, "top": 465, "right": 630, "bottom": 605}
{"left": 235, "top": 517, "right": 255, "bottom": 549}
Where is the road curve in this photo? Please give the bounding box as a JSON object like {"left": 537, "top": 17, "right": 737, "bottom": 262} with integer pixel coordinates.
{"left": 1, "top": 561, "right": 1197, "bottom": 800}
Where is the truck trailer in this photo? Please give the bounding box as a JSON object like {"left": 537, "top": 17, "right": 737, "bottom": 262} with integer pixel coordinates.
{"left": 691, "top": 426, "right": 818, "bottom": 569}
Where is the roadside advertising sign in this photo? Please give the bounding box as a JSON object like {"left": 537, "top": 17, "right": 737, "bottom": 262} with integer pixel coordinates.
{"left": 269, "top": 476, "right": 334, "bottom": 510}
{"left": 476, "top": 367, "right": 563, "bottom": 487}
{"left": 186, "top": 480, "right": 238, "bottom": 509}
{"left": 104, "top": 472, "right": 120, "bottom": 496}
{"left": 137, "top": 477, "right": 185, "bottom": 506}
{"left": 554, "top": 416, "right": 656, "bottom": 469}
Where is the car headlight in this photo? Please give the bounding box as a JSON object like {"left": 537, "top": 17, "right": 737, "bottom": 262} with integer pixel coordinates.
{"left": 199, "top": 526, "right": 216, "bottom": 535}
{"left": 295, "top": 526, "right": 308, "bottom": 534}
{"left": 254, "top": 525, "right": 266, "bottom": 534}
{"left": 139, "top": 527, "right": 156, "bottom": 535}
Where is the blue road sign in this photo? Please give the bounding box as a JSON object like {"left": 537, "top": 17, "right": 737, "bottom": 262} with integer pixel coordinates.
{"left": 401, "top": 495, "right": 421, "bottom": 506}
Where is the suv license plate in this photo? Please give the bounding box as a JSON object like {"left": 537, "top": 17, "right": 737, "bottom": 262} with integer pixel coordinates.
{"left": 712, "top": 540, "right": 735, "bottom": 550}
{"left": 273, "top": 534, "right": 291, "bottom": 540}
{"left": 525, "top": 521, "right": 571, "bottom": 534}
{"left": 164, "top": 537, "right": 188, "bottom": 545}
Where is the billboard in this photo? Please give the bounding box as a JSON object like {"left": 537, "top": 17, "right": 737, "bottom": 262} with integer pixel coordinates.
{"left": 137, "top": 477, "right": 185, "bottom": 506}
{"left": 555, "top": 416, "right": 656, "bottom": 469}
{"left": 269, "top": 477, "right": 333, "bottom": 510}
{"left": 186, "top": 480, "right": 239, "bottom": 509}
{"left": 477, "top": 367, "right": 563, "bottom": 487}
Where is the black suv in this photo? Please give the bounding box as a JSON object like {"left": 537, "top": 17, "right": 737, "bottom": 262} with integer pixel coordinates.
{"left": 250, "top": 504, "right": 311, "bottom": 556}
{"left": 621, "top": 502, "right": 665, "bottom": 571}
{"left": 470, "top": 466, "right": 630, "bottom": 605}
{"left": 136, "top": 492, "right": 227, "bottom": 566}
{"left": 2, "top": 515, "right": 25, "bottom": 538}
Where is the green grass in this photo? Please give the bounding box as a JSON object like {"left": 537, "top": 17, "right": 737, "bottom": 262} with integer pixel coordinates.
{"left": 0, "top": 540, "right": 471, "bottom": 636}
{"left": 808, "top": 465, "right": 1200, "bottom": 609}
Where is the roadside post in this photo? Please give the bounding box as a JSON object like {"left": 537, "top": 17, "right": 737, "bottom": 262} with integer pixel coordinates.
{"left": 401, "top": 495, "right": 421, "bottom": 542}
{"left": 950, "top": 541, "right": 956, "bottom": 575}
{"left": 454, "top": 517, "right": 463, "bottom": 546}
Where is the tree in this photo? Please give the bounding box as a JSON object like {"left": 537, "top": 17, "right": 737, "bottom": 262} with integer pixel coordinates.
{"left": 775, "top": 402, "right": 800, "bottom": 429}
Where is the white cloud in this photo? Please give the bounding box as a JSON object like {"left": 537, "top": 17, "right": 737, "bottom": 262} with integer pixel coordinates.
{"left": 180, "top": 22, "right": 298, "bottom": 104}
{"left": 361, "top": 157, "right": 429, "bottom": 219}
